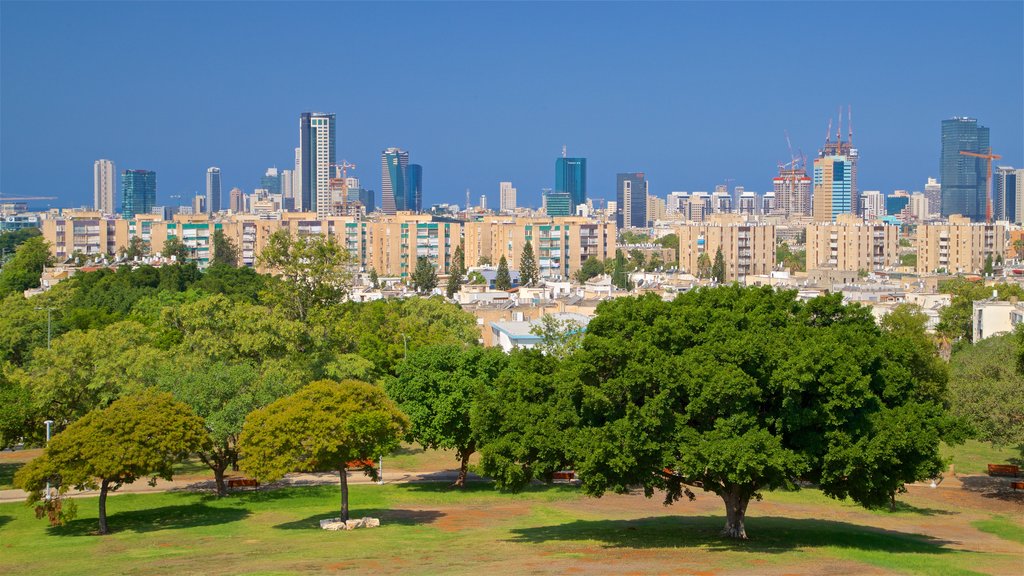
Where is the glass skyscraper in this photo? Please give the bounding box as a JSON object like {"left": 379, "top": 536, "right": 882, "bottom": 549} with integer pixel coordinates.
{"left": 407, "top": 164, "right": 423, "bottom": 212}
{"left": 122, "top": 170, "right": 156, "bottom": 219}
{"left": 206, "top": 167, "right": 221, "bottom": 214}
{"left": 555, "top": 157, "right": 586, "bottom": 211}
{"left": 616, "top": 172, "right": 648, "bottom": 228}
{"left": 299, "top": 112, "right": 336, "bottom": 216}
{"left": 940, "top": 117, "right": 989, "bottom": 221}
{"left": 812, "top": 156, "right": 853, "bottom": 221}
{"left": 381, "top": 147, "right": 409, "bottom": 215}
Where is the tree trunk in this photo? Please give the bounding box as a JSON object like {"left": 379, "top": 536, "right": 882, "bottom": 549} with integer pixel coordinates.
{"left": 98, "top": 479, "right": 110, "bottom": 535}
{"left": 339, "top": 467, "right": 349, "bottom": 522}
{"left": 213, "top": 465, "right": 228, "bottom": 498}
{"left": 453, "top": 447, "right": 472, "bottom": 488}
{"left": 721, "top": 487, "right": 750, "bottom": 539}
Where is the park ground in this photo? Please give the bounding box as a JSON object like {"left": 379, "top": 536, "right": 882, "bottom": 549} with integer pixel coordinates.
{"left": 0, "top": 443, "right": 1022, "bottom": 575}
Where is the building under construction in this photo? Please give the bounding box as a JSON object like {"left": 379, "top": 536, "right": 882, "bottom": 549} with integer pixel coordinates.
{"left": 813, "top": 106, "right": 860, "bottom": 220}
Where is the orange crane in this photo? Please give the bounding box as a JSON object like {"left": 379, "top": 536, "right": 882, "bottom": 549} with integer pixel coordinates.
{"left": 959, "top": 148, "right": 1001, "bottom": 223}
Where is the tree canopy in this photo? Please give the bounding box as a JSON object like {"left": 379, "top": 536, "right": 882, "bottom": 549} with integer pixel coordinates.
{"left": 212, "top": 229, "right": 239, "bottom": 267}
{"left": 15, "top": 391, "right": 208, "bottom": 534}
{"left": 495, "top": 256, "right": 512, "bottom": 290}
{"left": 519, "top": 241, "right": 538, "bottom": 287}
{"left": 257, "top": 230, "right": 352, "bottom": 321}
{"left": 412, "top": 256, "right": 438, "bottom": 294}
{"left": 240, "top": 379, "right": 409, "bottom": 521}
{"left": 711, "top": 247, "right": 725, "bottom": 283}
{"left": 0, "top": 236, "right": 52, "bottom": 297}
{"left": 574, "top": 257, "right": 605, "bottom": 284}
{"left": 949, "top": 332, "right": 1024, "bottom": 459}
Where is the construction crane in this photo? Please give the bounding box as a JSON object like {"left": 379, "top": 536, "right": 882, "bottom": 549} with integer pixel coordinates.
{"left": 333, "top": 160, "right": 357, "bottom": 205}
{"left": 959, "top": 148, "right": 1002, "bottom": 223}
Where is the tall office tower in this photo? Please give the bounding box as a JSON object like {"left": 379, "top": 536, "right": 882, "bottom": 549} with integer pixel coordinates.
{"left": 544, "top": 190, "right": 572, "bottom": 216}
{"left": 280, "top": 169, "right": 294, "bottom": 210}
{"left": 121, "top": 169, "right": 156, "bottom": 218}
{"left": 812, "top": 154, "right": 853, "bottom": 222}
{"left": 555, "top": 155, "right": 587, "bottom": 212}
{"left": 94, "top": 159, "right": 116, "bottom": 214}
{"left": 994, "top": 166, "right": 1017, "bottom": 223}
{"left": 479, "top": 195, "right": 487, "bottom": 212}
{"left": 261, "top": 167, "right": 282, "bottom": 196}
{"left": 206, "top": 167, "right": 222, "bottom": 214}
{"left": 940, "top": 117, "right": 989, "bottom": 221}
{"left": 381, "top": 147, "right": 409, "bottom": 215}
{"left": 616, "top": 172, "right": 648, "bottom": 228}
{"left": 407, "top": 164, "right": 423, "bottom": 212}
{"left": 1017, "top": 169, "right": 1024, "bottom": 225}
{"left": 499, "top": 181, "right": 517, "bottom": 213}
{"left": 647, "top": 194, "right": 666, "bottom": 222}
{"left": 818, "top": 108, "right": 859, "bottom": 215}
{"left": 229, "top": 187, "right": 245, "bottom": 213}
{"left": 294, "top": 147, "right": 302, "bottom": 209}
{"left": 924, "top": 177, "right": 942, "bottom": 217}
{"left": 772, "top": 166, "right": 812, "bottom": 216}
{"left": 299, "top": 112, "right": 336, "bottom": 216}
{"left": 860, "top": 190, "right": 885, "bottom": 219}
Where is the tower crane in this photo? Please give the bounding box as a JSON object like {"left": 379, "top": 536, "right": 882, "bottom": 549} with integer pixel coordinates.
{"left": 333, "top": 160, "right": 357, "bottom": 204}
{"left": 959, "top": 148, "right": 1002, "bottom": 224}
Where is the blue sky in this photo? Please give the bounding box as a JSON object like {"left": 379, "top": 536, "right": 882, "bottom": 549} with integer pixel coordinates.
{"left": 2, "top": 1, "right": 1022, "bottom": 210}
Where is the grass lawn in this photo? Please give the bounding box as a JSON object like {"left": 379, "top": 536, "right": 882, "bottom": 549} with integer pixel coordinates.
{"left": 1, "top": 482, "right": 1020, "bottom": 576}
{"left": 941, "top": 440, "right": 1022, "bottom": 475}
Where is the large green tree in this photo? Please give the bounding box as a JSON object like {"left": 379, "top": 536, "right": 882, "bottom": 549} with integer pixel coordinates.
{"left": 445, "top": 242, "right": 465, "bottom": 298}
{"left": 711, "top": 247, "right": 726, "bottom": 283}
{"left": 162, "top": 236, "right": 191, "bottom": 261}
{"left": 257, "top": 230, "right": 352, "bottom": 321}
{"left": 519, "top": 241, "right": 539, "bottom": 287}
{"left": 477, "top": 288, "right": 957, "bottom": 539}
{"left": 15, "top": 391, "right": 208, "bottom": 534}
{"left": 936, "top": 279, "right": 1024, "bottom": 343}
{"left": 0, "top": 236, "right": 53, "bottom": 297}
{"left": 0, "top": 227, "right": 42, "bottom": 256}
{"left": 495, "top": 256, "right": 512, "bottom": 290}
{"left": 240, "top": 380, "right": 409, "bottom": 521}
{"left": 574, "top": 257, "right": 605, "bottom": 283}
{"left": 412, "top": 256, "right": 438, "bottom": 294}
{"left": 611, "top": 250, "right": 631, "bottom": 290}
{"left": 949, "top": 333, "right": 1024, "bottom": 459}
{"left": 212, "top": 229, "right": 239, "bottom": 267}
{"left": 386, "top": 345, "right": 507, "bottom": 486}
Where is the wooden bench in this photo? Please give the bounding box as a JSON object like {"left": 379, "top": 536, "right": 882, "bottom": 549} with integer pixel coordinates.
{"left": 552, "top": 471, "right": 575, "bottom": 481}
{"left": 987, "top": 464, "right": 1020, "bottom": 477}
{"left": 227, "top": 478, "right": 259, "bottom": 489}
{"left": 1011, "top": 481, "right": 1024, "bottom": 491}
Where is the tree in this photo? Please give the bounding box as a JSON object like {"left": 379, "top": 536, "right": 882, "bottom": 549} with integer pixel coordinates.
{"left": 983, "top": 254, "right": 994, "bottom": 276}
{"left": 368, "top": 268, "right": 380, "bottom": 290}
{"left": 478, "top": 288, "right": 956, "bottom": 539}
{"left": 240, "top": 380, "right": 409, "bottom": 521}
{"left": 646, "top": 253, "right": 664, "bottom": 272}
{"left": 477, "top": 256, "right": 492, "bottom": 266}
{"left": 529, "top": 314, "right": 584, "bottom": 360}
{"left": 257, "top": 230, "right": 352, "bottom": 321}
{"left": 574, "top": 257, "right": 605, "bottom": 283}
{"left": 0, "top": 236, "right": 52, "bottom": 297}
{"left": 123, "top": 236, "right": 149, "bottom": 260}
{"left": 628, "top": 249, "right": 646, "bottom": 272}
{"left": 445, "top": 243, "right": 465, "bottom": 298}
{"left": 696, "top": 252, "right": 712, "bottom": 278}
{"left": 386, "top": 346, "right": 507, "bottom": 486}
{"left": 0, "top": 227, "right": 42, "bottom": 255}
{"left": 519, "top": 241, "right": 538, "bottom": 287}
{"left": 14, "top": 391, "right": 208, "bottom": 534}
{"left": 162, "top": 236, "right": 191, "bottom": 261}
{"left": 412, "top": 256, "right": 438, "bottom": 294}
{"left": 655, "top": 233, "right": 679, "bottom": 252}
{"left": 949, "top": 333, "right": 1024, "bottom": 459}
{"left": 495, "top": 256, "right": 512, "bottom": 290}
{"left": 711, "top": 247, "right": 726, "bottom": 283}
{"left": 611, "top": 250, "right": 631, "bottom": 290}
{"left": 937, "top": 279, "right": 1024, "bottom": 343}
{"left": 467, "top": 271, "right": 487, "bottom": 285}
{"left": 212, "top": 229, "right": 238, "bottom": 267}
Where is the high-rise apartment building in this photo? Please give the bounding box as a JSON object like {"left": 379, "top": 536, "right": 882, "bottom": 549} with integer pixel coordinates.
{"left": 805, "top": 214, "right": 899, "bottom": 272}
{"left": 381, "top": 147, "right": 409, "bottom": 215}
{"left": 94, "top": 159, "right": 115, "bottom": 214}
{"left": 544, "top": 190, "right": 572, "bottom": 216}
{"left": 924, "top": 178, "right": 941, "bottom": 218}
{"left": 812, "top": 155, "right": 853, "bottom": 221}
{"left": 860, "top": 190, "right": 885, "bottom": 220}
{"left": 818, "top": 112, "right": 859, "bottom": 215}
{"left": 122, "top": 169, "right": 156, "bottom": 219}
{"left": 499, "top": 181, "right": 517, "bottom": 213}
{"left": 647, "top": 195, "right": 666, "bottom": 223}
{"left": 916, "top": 215, "right": 1006, "bottom": 274}
{"left": 299, "top": 112, "right": 336, "bottom": 217}
{"left": 616, "top": 172, "right": 648, "bottom": 229}
{"left": 407, "top": 164, "right": 423, "bottom": 212}
{"left": 676, "top": 214, "right": 775, "bottom": 281}
{"left": 230, "top": 187, "right": 245, "bottom": 213}
{"left": 555, "top": 156, "right": 587, "bottom": 212}
{"left": 909, "top": 193, "right": 929, "bottom": 221}
{"left": 940, "top": 117, "right": 989, "bottom": 221}
{"left": 994, "top": 166, "right": 1017, "bottom": 223}
{"left": 206, "top": 167, "right": 222, "bottom": 214}
{"left": 772, "top": 166, "right": 812, "bottom": 216}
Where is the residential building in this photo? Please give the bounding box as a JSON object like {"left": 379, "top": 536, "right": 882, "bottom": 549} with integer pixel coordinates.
{"left": 676, "top": 214, "right": 775, "bottom": 281}
{"left": 42, "top": 211, "right": 127, "bottom": 260}
{"left": 121, "top": 169, "right": 156, "bottom": 219}
{"left": 616, "top": 172, "right": 648, "bottom": 229}
{"left": 805, "top": 214, "right": 899, "bottom": 272}
{"left": 685, "top": 193, "right": 711, "bottom": 222}
{"left": 940, "top": 117, "right": 989, "bottom": 221}
{"left": 909, "top": 193, "right": 929, "bottom": 221}
{"left": 299, "top": 112, "right": 336, "bottom": 216}
{"left": 647, "top": 194, "right": 666, "bottom": 223}
{"left": 737, "top": 191, "right": 757, "bottom": 215}
{"left": 229, "top": 187, "right": 245, "bottom": 213}
{"left": 994, "top": 166, "right": 1017, "bottom": 223}
{"left": 280, "top": 169, "right": 295, "bottom": 210}
{"left": 490, "top": 312, "right": 591, "bottom": 353}
{"left": 94, "top": 159, "right": 115, "bottom": 214}
{"left": 206, "top": 167, "right": 221, "bottom": 214}
{"left": 924, "top": 177, "right": 942, "bottom": 217}
{"left": 192, "top": 194, "right": 205, "bottom": 215}
{"left": 381, "top": 147, "right": 409, "bottom": 215}
{"left": 916, "top": 215, "right": 1006, "bottom": 274}
{"left": 761, "top": 192, "right": 776, "bottom": 214}
{"left": 812, "top": 154, "right": 853, "bottom": 221}
{"left": 773, "top": 167, "right": 812, "bottom": 216}
{"left": 860, "top": 190, "right": 885, "bottom": 220}
{"left": 499, "top": 181, "right": 517, "bottom": 213}
{"left": 544, "top": 190, "right": 572, "bottom": 216}
{"left": 973, "top": 300, "right": 1021, "bottom": 342}
{"left": 555, "top": 156, "right": 587, "bottom": 212}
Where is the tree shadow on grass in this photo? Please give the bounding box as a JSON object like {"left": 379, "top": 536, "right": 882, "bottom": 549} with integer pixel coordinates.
{"left": 274, "top": 508, "right": 444, "bottom": 530}
{"left": 0, "top": 515, "right": 12, "bottom": 530}
{"left": 48, "top": 503, "right": 250, "bottom": 537}
{"left": 395, "top": 479, "right": 578, "bottom": 497}
{"left": 509, "top": 515, "right": 959, "bottom": 554}
{"left": 887, "top": 500, "right": 956, "bottom": 516}
{"left": 960, "top": 476, "right": 1024, "bottom": 503}
{"left": 0, "top": 462, "right": 22, "bottom": 487}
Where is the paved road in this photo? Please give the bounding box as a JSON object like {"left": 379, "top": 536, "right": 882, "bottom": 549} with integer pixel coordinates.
{"left": 0, "top": 469, "right": 482, "bottom": 504}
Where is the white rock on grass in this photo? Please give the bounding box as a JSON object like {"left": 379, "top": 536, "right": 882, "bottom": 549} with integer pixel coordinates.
{"left": 320, "top": 517, "right": 380, "bottom": 531}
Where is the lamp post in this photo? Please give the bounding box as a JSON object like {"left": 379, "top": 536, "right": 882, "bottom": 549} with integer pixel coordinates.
{"left": 35, "top": 306, "right": 54, "bottom": 349}
{"left": 43, "top": 420, "right": 54, "bottom": 501}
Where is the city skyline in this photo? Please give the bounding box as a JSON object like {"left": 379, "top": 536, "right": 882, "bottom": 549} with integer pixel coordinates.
{"left": 1, "top": 2, "right": 1021, "bottom": 210}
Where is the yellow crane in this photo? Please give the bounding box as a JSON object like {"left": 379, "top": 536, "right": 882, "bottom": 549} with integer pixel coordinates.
{"left": 959, "top": 148, "right": 1001, "bottom": 223}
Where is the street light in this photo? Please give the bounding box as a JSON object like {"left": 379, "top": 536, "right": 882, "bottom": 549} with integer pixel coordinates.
{"left": 35, "top": 306, "right": 54, "bottom": 349}
{"left": 43, "top": 420, "right": 54, "bottom": 501}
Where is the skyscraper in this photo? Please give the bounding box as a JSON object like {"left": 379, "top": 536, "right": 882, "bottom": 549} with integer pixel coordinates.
{"left": 407, "top": 164, "right": 423, "bottom": 212}
{"left": 122, "top": 169, "right": 156, "bottom": 219}
{"left": 206, "top": 167, "right": 221, "bottom": 214}
{"left": 381, "top": 147, "right": 409, "bottom": 215}
{"left": 924, "top": 178, "right": 942, "bottom": 217}
{"left": 499, "top": 181, "right": 517, "bottom": 213}
{"left": 940, "top": 117, "right": 989, "bottom": 221}
{"left": 812, "top": 154, "right": 853, "bottom": 222}
{"left": 94, "top": 159, "right": 115, "bottom": 214}
{"left": 261, "top": 167, "right": 282, "bottom": 196}
{"left": 818, "top": 109, "right": 859, "bottom": 215}
{"left": 230, "top": 187, "right": 245, "bottom": 213}
{"left": 299, "top": 112, "right": 336, "bottom": 217}
{"left": 544, "top": 190, "right": 572, "bottom": 216}
{"left": 994, "top": 166, "right": 1018, "bottom": 223}
{"left": 555, "top": 156, "right": 586, "bottom": 212}
{"left": 616, "top": 172, "right": 648, "bottom": 228}
{"left": 772, "top": 166, "right": 812, "bottom": 216}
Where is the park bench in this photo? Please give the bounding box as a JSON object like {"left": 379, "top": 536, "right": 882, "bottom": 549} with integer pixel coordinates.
{"left": 227, "top": 478, "right": 259, "bottom": 490}
{"left": 987, "top": 464, "right": 1020, "bottom": 477}
{"left": 552, "top": 471, "right": 575, "bottom": 481}
{"left": 1012, "top": 481, "right": 1024, "bottom": 491}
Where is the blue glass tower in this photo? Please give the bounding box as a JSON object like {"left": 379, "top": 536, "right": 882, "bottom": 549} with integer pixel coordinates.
{"left": 616, "top": 172, "right": 648, "bottom": 228}
{"left": 407, "top": 164, "right": 423, "bottom": 212}
{"left": 940, "top": 117, "right": 989, "bottom": 221}
{"left": 122, "top": 169, "right": 156, "bottom": 219}
{"left": 381, "top": 147, "right": 409, "bottom": 215}
{"left": 555, "top": 157, "right": 586, "bottom": 212}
